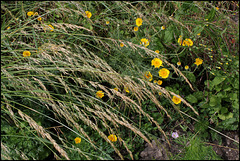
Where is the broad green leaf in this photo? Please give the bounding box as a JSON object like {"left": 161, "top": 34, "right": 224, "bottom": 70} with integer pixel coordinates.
{"left": 211, "top": 76, "right": 225, "bottom": 86}
{"left": 164, "top": 30, "right": 172, "bottom": 43}
{"left": 223, "top": 87, "right": 232, "bottom": 91}
{"left": 218, "top": 112, "right": 233, "bottom": 120}
{"left": 233, "top": 100, "right": 239, "bottom": 109}
{"left": 186, "top": 72, "right": 196, "bottom": 83}
{"left": 193, "top": 91, "right": 203, "bottom": 100}
{"left": 220, "top": 107, "right": 228, "bottom": 114}
{"left": 209, "top": 96, "right": 219, "bottom": 107}
{"left": 186, "top": 94, "right": 198, "bottom": 103}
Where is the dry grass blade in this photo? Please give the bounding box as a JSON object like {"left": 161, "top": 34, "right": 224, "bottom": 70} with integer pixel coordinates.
{"left": 168, "top": 91, "right": 199, "bottom": 116}
{"left": 72, "top": 104, "right": 124, "bottom": 160}
{"left": 18, "top": 110, "right": 70, "bottom": 160}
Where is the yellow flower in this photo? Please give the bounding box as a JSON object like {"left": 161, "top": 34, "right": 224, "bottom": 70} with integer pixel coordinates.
{"left": 27, "top": 11, "right": 34, "bottom": 16}
{"left": 194, "top": 58, "right": 203, "bottom": 66}
{"left": 23, "top": 51, "right": 31, "bottom": 57}
{"left": 124, "top": 87, "right": 129, "bottom": 93}
{"left": 161, "top": 26, "right": 165, "bottom": 30}
{"left": 134, "top": 27, "right": 138, "bottom": 31}
{"left": 216, "top": 67, "right": 221, "bottom": 69}
{"left": 183, "top": 38, "right": 193, "bottom": 47}
{"left": 154, "top": 80, "right": 157, "bottom": 83}
{"left": 108, "top": 134, "right": 117, "bottom": 142}
{"left": 157, "top": 80, "right": 162, "bottom": 85}
{"left": 216, "top": 7, "right": 219, "bottom": 10}
{"left": 37, "top": 17, "right": 42, "bottom": 21}
{"left": 197, "top": 33, "right": 201, "bottom": 36}
{"left": 144, "top": 71, "right": 153, "bottom": 81}
{"left": 114, "top": 88, "right": 118, "bottom": 91}
{"left": 85, "top": 11, "right": 92, "bottom": 18}
{"left": 185, "top": 65, "right": 189, "bottom": 70}
{"left": 155, "top": 50, "right": 159, "bottom": 54}
{"left": 74, "top": 137, "right": 81, "bottom": 144}
{"left": 226, "top": 63, "right": 228, "bottom": 65}
{"left": 120, "top": 43, "right": 124, "bottom": 47}
{"left": 151, "top": 58, "right": 163, "bottom": 68}
{"left": 48, "top": 24, "right": 54, "bottom": 31}
{"left": 96, "top": 90, "right": 104, "bottom": 98}
{"left": 178, "top": 36, "right": 183, "bottom": 46}
{"left": 140, "top": 38, "right": 149, "bottom": 47}
{"left": 172, "top": 95, "right": 181, "bottom": 104}
{"left": 106, "top": 21, "right": 110, "bottom": 25}
{"left": 136, "top": 18, "right": 143, "bottom": 27}
{"left": 158, "top": 92, "right": 162, "bottom": 95}
{"left": 177, "top": 62, "right": 181, "bottom": 66}
{"left": 159, "top": 68, "right": 170, "bottom": 79}
{"left": 7, "top": 26, "right": 10, "bottom": 30}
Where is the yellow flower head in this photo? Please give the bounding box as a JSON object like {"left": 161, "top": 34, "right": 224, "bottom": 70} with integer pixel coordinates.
{"left": 158, "top": 92, "right": 162, "bottom": 95}
{"left": 172, "top": 95, "right": 181, "bottom": 104}
{"left": 27, "top": 11, "right": 34, "bottom": 16}
{"left": 106, "top": 21, "right": 110, "bottom": 25}
{"left": 159, "top": 68, "right": 170, "bottom": 79}
{"left": 114, "top": 88, "right": 118, "bottom": 91}
{"left": 154, "top": 80, "right": 157, "bottom": 83}
{"left": 178, "top": 36, "right": 183, "bottom": 46}
{"left": 124, "top": 87, "right": 129, "bottom": 93}
{"left": 120, "top": 43, "right": 124, "bottom": 47}
{"left": 197, "top": 33, "right": 201, "bottom": 36}
{"left": 134, "top": 26, "right": 138, "bottom": 31}
{"left": 177, "top": 62, "right": 181, "bottom": 66}
{"left": 144, "top": 71, "right": 153, "bottom": 81}
{"left": 23, "top": 51, "right": 31, "bottom": 57}
{"left": 194, "top": 58, "right": 203, "bottom": 66}
{"left": 85, "top": 11, "right": 92, "bottom": 18}
{"left": 48, "top": 24, "right": 54, "bottom": 31}
{"left": 96, "top": 90, "right": 104, "bottom": 98}
{"left": 216, "top": 7, "right": 219, "bottom": 10}
{"left": 7, "top": 26, "right": 10, "bottom": 30}
{"left": 157, "top": 80, "right": 163, "bottom": 85}
{"left": 155, "top": 50, "right": 159, "bottom": 54}
{"left": 151, "top": 58, "right": 163, "bottom": 68}
{"left": 183, "top": 38, "right": 193, "bottom": 47}
{"left": 140, "top": 38, "right": 149, "bottom": 47}
{"left": 161, "top": 26, "right": 165, "bottom": 30}
{"left": 74, "top": 137, "right": 81, "bottom": 144}
{"left": 185, "top": 65, "right": 189, "bottom": 70}
{"left": 108, "top": 134, "right": 117, "bottom": 142}
{"left": 37, "top": 17, "right": 42, "bottom": 21}
{"left": 136, "top": 18, "right": 143, "bottom": 27}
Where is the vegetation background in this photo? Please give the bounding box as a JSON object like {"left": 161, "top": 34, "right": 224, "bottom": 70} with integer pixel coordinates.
{"left": 1, "top": 1, "right": 239, "bottom": 160}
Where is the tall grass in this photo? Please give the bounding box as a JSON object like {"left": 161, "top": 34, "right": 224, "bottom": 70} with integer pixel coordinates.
{"left": 1, "top": 1, "right": 239, "bottom": 160}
